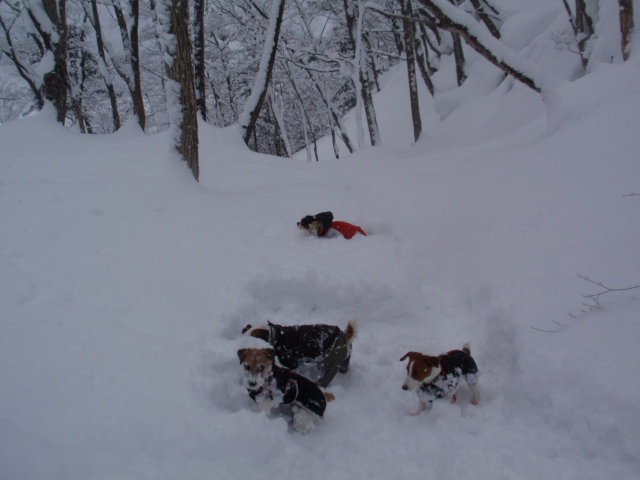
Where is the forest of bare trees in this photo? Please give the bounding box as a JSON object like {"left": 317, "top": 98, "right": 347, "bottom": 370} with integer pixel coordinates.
{"left": 0, "top": 0, "right": 634, "bottom": 180}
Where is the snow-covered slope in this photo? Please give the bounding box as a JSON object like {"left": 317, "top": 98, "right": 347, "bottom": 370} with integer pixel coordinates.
{"left": 2, "top": 7, "right": 640, "bottom": 480}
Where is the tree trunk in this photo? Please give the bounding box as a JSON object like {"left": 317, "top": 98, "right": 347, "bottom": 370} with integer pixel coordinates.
{"left": 164, "top": 0, "right": 200, "bottom": 180}
{"left": 345, "top": 0, "right": 381, "bottom": 147}
{"left": 194, "top": 0, "right": 208, "bottom": 121}
{"left": 619, "top": 0, "right": 634, "bottom": 61}
{"left": 112, "top": 0, "right": 145, "bottom": 131}
{"left": 452, "top": 33, "right": 467, "bottom": 86}
{"left": 90, "top": 0, "right": 120, "bottom": 131}
{"left": 400, "top": 0, "right": 422, "bottom": 142}
{"left": 240, "top": 0, "right": 286, "bottom": 145}
{"left": 42, "top": 0, "right": 70, "bottom": 124}
{"left": 414, "top": 25, "right": 435, "bottom": 96}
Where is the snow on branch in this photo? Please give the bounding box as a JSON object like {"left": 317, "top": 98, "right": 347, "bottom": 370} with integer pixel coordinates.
{"left": 416, "top": 0, "right": 562, "bottom": 93}
{"left": 238, "top": 0, "right": 285, "bottom": 143}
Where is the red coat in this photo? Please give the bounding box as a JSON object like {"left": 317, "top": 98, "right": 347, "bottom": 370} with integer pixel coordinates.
{"left": 330, "top": 221, "right": 366, "bottom": 239}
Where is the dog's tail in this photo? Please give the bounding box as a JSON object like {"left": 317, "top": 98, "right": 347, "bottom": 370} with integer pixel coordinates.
{"left": 345, "top": 320, "right": 358, "bottom": 344}
{"left": 325, "top": 392, "right": 336, "bottom": 402}
{"left": 463, "top": 341, "right": 471, "bottom": 355}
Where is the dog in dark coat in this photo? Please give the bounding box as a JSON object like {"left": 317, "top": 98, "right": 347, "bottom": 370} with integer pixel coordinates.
{"left": 242, "top": 320, "right": 357, "bottom": 387}
{"left": 400, "top": 342, "right": 480, "bottom": 415}
{"left": 237, "top": 348, "right": 335, "bottom": 433}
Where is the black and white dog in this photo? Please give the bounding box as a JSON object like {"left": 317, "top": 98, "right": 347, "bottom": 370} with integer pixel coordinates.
{"left": 400, "top": 342, "right": 480, "bottom": 415}
{"left": 237, "top": 348, "right": 335, "bottom": 433}
{"left": 241, "top": 320, "right": 357, "bottom": 387}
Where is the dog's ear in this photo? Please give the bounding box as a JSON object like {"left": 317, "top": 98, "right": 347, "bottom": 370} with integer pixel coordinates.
{"left": 400, "top": 352, "right": 419, "bottom": 362}
{"left": 241, "top": 324, "right": 252, "bottom": 334}
{"left": 249, "top": 328, "right": 270, "bottom": 342}
{"left": 237, "top": 349, "right": 248, "bottom": 364}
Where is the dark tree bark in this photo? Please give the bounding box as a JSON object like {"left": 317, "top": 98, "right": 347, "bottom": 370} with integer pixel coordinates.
{"left": 400, "top": 0, "right": 421, "bottom": 142}
{"left": 42, "top": 0, "right": 70, "bottom": 124}
{"left": 619, "top": 0, "right": 634, "bottom": 61}
{"left": 130, "top": 0, "right": 146, "bottom": 131}
{"left": 452, "top": 32, "right": 467, "bottom": 86}
{"left": 242, "top": 0, "right": 286, "bottom": 145}
{"left": 165, "top": 0, "right": 200, "bottom": 180}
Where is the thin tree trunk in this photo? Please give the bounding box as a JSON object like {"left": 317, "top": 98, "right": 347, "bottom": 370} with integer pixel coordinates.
{"left": 112, "top": 1, "right": 145, "bottom": 131}
{"left": 240, "top": 0, "right": 286, "bottom": 145}
{"left": 194, "top": 0, "right": 208, "bottom": 121}
{"left": 304, "top": 70, "right": 354, "bottom": 153}
{"left": 400, "top": 0, "right": 421, "bottom": 142}
{"left": 164, "top": 0, "right": 200, "bottom": 180}
{"left": 90, "top": 0, "right": 120, "bottom": 131}
{"left": 452, "top": 32, "right": 466, "bottom": 86}
{"left": 619, "top": 0, "right": 634, "bottom": 61}
{"left": 268, "top": 92, "right": 291, "bottom": 157}
{"left": 42, "top": 0, "right": 69, "bottom": 124}
{"left": 414, "top": 24, "right": 435, "bottom": 95}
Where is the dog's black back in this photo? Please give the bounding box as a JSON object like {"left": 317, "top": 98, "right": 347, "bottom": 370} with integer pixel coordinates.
{"left": 440, "top": 349, "right": 478, "bottom": 377}
{"left": 268, "top": 322, "right": 345, "bottom": 370}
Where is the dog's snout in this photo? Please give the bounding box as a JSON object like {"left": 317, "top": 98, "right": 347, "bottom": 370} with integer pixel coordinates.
{"left": 402, "top": 384, "right": 408, "bottom": 390}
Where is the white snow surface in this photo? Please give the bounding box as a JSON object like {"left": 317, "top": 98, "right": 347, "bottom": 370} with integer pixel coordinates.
{"left": 2, "top": 9, "right": 640, "bottom": 480}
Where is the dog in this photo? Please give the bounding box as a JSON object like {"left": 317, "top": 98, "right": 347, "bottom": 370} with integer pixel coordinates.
{"left": 400, "top": 342, "right": 480, "bottom": 415}
{"left": 237, "top": 348, "right": 335, "bottom": 433}
{"left": 241, "top": 320, "right": 357, "bottom": 387}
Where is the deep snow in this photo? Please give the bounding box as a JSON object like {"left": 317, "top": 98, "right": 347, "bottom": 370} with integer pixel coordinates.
{"left": 2, "top": 5, "right": 640, "bottom": 480}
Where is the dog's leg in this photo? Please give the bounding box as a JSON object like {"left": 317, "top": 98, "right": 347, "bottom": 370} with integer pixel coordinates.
{"left": 411, "top": 400, "right": 432, "bottom": 416}
{"left": 466, "top": 374, "right": 480, "bottom": 405}
{"left": 468, "top": 384, "right": 480, "bottom": 405}
{"left": 317, "top": 342, "right": 348, "bottom": 387}
{"left": 292, "top": 406, "right": 319, "bottom": 433}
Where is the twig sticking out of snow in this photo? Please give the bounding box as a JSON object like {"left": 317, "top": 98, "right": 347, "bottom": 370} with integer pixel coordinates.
{"left": 577, "top": 274, "right": 640, "bottom": 312}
